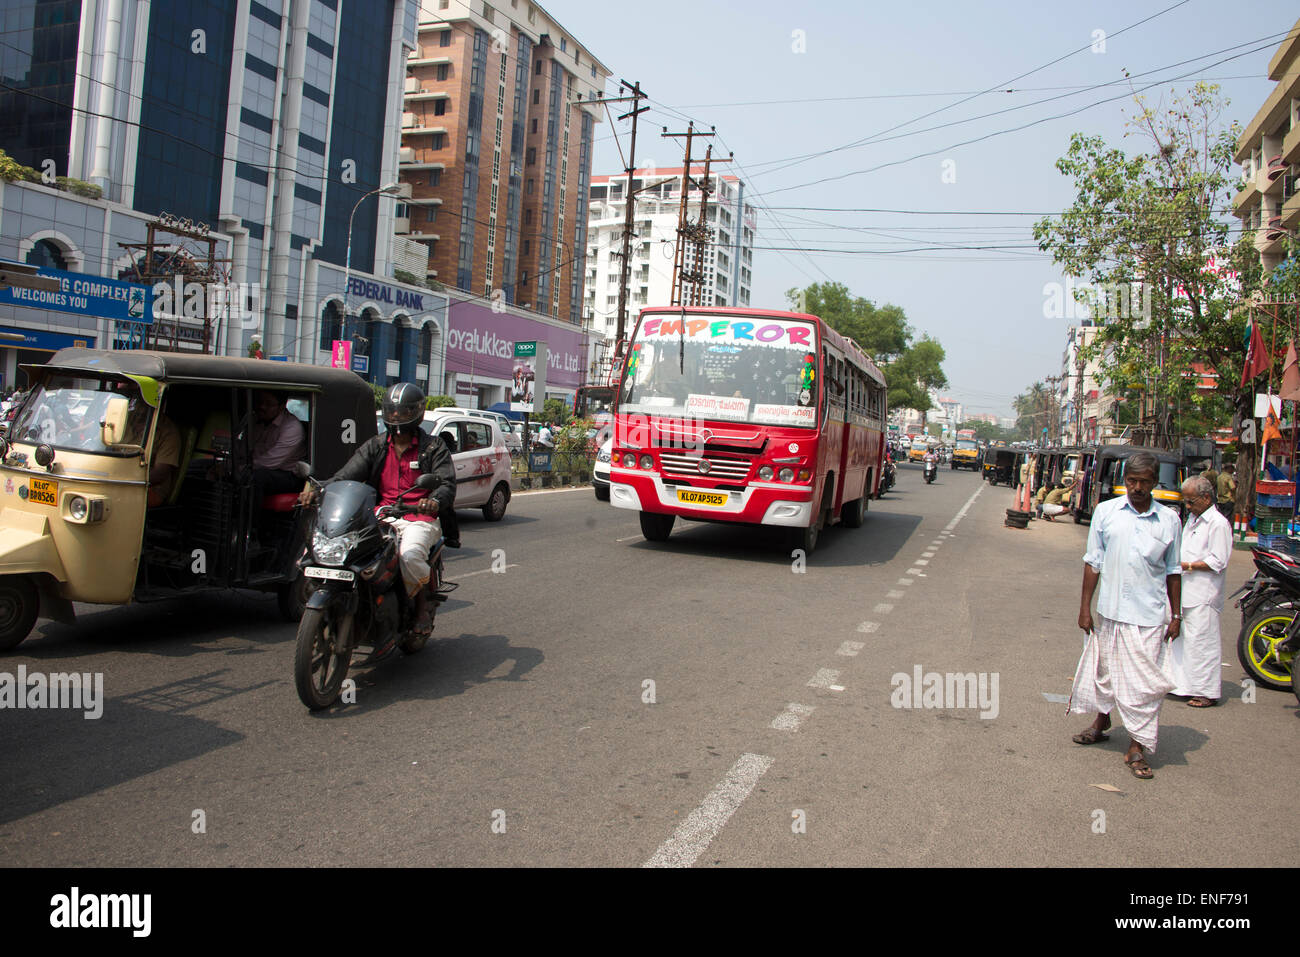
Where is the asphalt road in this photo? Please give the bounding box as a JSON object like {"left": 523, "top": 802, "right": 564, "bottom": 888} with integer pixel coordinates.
{"left": 1, "top": 462, "right": 1295, "bottom": 866}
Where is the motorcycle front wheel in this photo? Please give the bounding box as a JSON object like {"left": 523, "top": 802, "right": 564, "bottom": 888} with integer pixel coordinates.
{"left": 1237, "top": 609, "right": 1296, "bottom": 692}
{"left": 294, "top": 607, "right": 354, "bottom": 710}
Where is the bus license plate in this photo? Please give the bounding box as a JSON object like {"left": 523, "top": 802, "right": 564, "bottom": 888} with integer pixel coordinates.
{"left": 305, "top": 567, "right": 355, "bottom": 581}
{"left": 28, "top": 478, "right": 57, "bottom": 507}
{"left": 676, "top": 489, "right": 727, "bottom": 507}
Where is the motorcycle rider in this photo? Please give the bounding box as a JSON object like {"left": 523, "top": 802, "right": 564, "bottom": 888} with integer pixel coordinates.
{"left": 298, "top": 382, "right": 456, "bottom": 643}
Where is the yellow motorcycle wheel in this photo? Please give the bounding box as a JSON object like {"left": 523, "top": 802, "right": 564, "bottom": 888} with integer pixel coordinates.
{"left": 1237, "top": 610, "right": 1296, "bottom": 691}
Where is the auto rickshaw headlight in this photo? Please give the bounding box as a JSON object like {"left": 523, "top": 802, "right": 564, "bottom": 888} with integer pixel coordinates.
{"left": 63, "top": 493, "right": 106, "bottom": 524}
{"left": 34, "top": 444, "right": 55, "bottom": 468}
{"left": 69, "top": 496, "right": 87, "bottom": 521}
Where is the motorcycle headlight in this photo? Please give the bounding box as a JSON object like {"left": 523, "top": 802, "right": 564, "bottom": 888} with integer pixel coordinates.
{"left": 312, "top": 529, "right": 363, "bottom": 567}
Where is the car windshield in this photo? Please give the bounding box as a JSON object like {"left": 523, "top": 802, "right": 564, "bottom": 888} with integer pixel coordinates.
{"left": 9, "top": 374, "right": 151, "bottom": 455}
{"left": 621, "top": 313, "right": 819, "bottom": 427}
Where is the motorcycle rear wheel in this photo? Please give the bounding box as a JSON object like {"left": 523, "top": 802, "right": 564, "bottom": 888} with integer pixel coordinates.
{"left": 294, "top": 607, "right": 353, "bottom": 710}
{"left": 1237, "top": 609, "right": 1296, "bottom": 692}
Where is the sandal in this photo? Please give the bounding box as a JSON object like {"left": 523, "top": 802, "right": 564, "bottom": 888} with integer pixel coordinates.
{"left": 1072, "top": 727, "right": 1110, "bottom": 745}
{"left": 1187, "top": 697, "right": 1216, "bottom": 708}
{"left": 1125, "top": 753, "right": 1154, "bottom": 779}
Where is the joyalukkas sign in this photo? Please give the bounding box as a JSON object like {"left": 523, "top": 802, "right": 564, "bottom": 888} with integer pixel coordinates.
{"left": 445, "top": 301, "right": 584, "bottom": 390}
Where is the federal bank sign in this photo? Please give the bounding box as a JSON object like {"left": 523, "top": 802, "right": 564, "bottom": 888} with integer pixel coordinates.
{"left": 345, "top": 276, "right": 425, "bottom": 311}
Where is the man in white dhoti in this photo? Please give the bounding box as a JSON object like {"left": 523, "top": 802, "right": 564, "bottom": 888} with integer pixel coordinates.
{"left": 1071, "top": 452, "right": 1181, "bottom": 780}
{"left": 1171, "top": 476, "right": 1231, "bottom": 707}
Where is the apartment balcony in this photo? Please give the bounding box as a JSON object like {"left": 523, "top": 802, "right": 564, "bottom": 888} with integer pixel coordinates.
{"left": 407, "top": 55, "right": 452, "bottom": 67}
{"left": 406, "top": 195, "right": 443, "bottom": 206}
{"left": 1285, "top": 123, "right": 1300, "bottom": 165}
{"left": 400, "top": 160, "right": 448, "bottom": 171}
{"left": 403, "top": 125, "right": 448, "bottom": 137}
{"left": 404, "top": 91, "right": 451, "bottom": 103}
{"left": 1264, "top": 155, "right": 1287, "bottom": 195}
{"left": 406, "top": 231, "right": 441, "bottom": 241}
{"left": 1233, "top": 178, "right": 1261, "bottom": 214}
{"left": 1283, "top": 189, "right": 1300, "bottom": 229}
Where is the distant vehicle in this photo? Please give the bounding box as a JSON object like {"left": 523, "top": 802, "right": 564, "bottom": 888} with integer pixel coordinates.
{"left": 909, "top": 438, "right": 930, "bottom": 463}
{"left": 422, "top": 411, "right": 513, "bottom": 520}
{"left": 951, "top": 438, "right": 981, "bottom": 470}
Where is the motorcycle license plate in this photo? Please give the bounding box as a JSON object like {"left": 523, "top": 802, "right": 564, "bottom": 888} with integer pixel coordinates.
{"left": 676, "top": 489, "right": 727, "bottom": 507}
{"left": 27, "top": 477, "right": 57, "bottom": 506}
{"left": 305, "top": 567, "right": 355, "bottom": 581}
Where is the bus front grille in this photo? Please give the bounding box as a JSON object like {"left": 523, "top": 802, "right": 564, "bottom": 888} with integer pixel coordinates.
{"left": 659, "top": 452, "right": 750, "bottom": 481}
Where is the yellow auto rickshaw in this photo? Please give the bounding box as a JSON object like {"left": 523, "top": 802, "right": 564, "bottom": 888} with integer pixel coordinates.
{"left": 0, "top": 349, "right": 376, "bottom": 651}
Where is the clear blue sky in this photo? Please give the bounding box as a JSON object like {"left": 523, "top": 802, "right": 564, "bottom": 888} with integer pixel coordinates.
{"left": 545, "top": 0, "right": 1290, "bottom": 417}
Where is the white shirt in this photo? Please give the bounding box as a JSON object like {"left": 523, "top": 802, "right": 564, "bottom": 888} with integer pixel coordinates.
{"left": 1083, "top": 494, "right": 1182, "bottom": 626}
{"left": 1180, "top": 506, "right": 1232, "bottom": 610}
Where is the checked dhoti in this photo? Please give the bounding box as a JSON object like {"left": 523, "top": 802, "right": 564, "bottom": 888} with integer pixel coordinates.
{"left": 1068, "top": 614, "right": 1175, "bottom": 752}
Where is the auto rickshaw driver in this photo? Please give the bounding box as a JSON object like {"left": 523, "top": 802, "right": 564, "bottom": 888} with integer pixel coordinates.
{"left": 122, "top": 393, "right": 182, "bottom": 507}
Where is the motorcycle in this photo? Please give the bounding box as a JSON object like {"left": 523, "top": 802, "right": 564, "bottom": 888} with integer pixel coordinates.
{"left": 879, "top": 456, "right": 896, "bottom": 497}
{"left": 923, "top": 457, "right": 937, "bottom": 484}
{"left": 293, "top": 472, "right": 454, "bottom": 710}
{"left": 1231, "top": 544, "right": 1298, "bottom": 692}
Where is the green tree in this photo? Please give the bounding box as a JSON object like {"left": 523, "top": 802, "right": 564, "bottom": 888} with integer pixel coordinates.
{"left": 786, "top": 283, "right": 947, "bottom": 415}
{"left": 1033, "top": 82, "right": 1244, "bottom": 449}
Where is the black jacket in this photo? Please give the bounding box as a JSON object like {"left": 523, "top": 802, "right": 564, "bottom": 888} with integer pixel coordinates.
{"left": 331, "top": 428, "right": 456, "bottom": 515}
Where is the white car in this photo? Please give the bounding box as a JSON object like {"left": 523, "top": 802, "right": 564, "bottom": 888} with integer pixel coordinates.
{"left": 421, "top": 409, "right": 513, "bottom": 520}
{"left": 593, "top": 437, "right": 612, "bottom": 501}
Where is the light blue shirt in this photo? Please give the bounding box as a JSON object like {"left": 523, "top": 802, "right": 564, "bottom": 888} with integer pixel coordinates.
{"left": 1083, "top": 494, "right": 1182, "bottom": 626}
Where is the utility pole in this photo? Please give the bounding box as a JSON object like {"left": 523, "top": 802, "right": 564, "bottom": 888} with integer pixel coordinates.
{"left": 605, "top": 80, "right": 649, "bottom": 348}
{"left": 661, "top": 124, "right": 730, "bottom": 308}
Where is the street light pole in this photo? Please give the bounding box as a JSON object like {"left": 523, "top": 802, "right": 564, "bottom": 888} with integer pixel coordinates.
{"left": 339, "top": 182, "right": 401, "bottom": 372}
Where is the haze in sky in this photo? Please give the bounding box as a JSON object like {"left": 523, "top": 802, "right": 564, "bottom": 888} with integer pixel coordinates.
{"left": 545, "top": 0, "right": 1289, "bottom": 417}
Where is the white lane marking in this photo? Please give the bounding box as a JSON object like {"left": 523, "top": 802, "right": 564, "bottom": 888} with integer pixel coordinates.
{"left": 515, "top": 485, "right": 590, "bottom": 496}
{"left": 837, "top": 640, "right": 865, "bottom": 656}
{"left": 922, "top": 551, "right": 936, "bottom": 559}
{"left": 829, "top": 684, "right": 846, "bottom": 692}
{"left": 914, "top": 559, "right": 929, "bottom": 566}
{"left": 1042, "top": 692, "right": 1071, "bottom": 704}
{"left": 906, "top": 568, "right": 926, "bottom": 576}
{"left": 643, "top": 752, "right": 774, "bottom": 868}
{"left": 857, "top": 621, "right": 880, "bottom": 633}
{"left": 886, "top": 589, "right": 904, "bottom": 599}
{"left": 930, "top": 540, "right": 943, "bottom": 546}
{"left": 944, "top": 484, "right": 984, "bottom": 531}
{"left": 874, "top": 603, "right": 894, "bottom": 613}
{"left": 615, "top": 535, "right": 643, "bottom": 542}
{"left": 452, "top": 564, "right": 519, "bottom": 579}
{"left": 771, "top": 703, "right": 815, "bottom": 731}
{"left": 897, "top": 578, "right": 913, "bottom": 586}
{"left": 808, "top": 668, "right": 842, "bottom": 689}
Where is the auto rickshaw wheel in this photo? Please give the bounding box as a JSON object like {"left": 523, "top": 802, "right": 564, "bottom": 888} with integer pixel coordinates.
{"left": 0, "top": 575, "right": 39, "bottom": 652}
{"left": 277, "top": 571, "right": 308, "bottom": 622}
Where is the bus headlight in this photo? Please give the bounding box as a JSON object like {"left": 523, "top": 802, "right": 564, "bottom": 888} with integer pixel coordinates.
{"left": 639, "top": 454, "right": 654, "bottom": 470}
{"left": 623, "top": 453, "right": 637, "bottom": 468}
{"left": 759, "top": 466, "right": 774, "bottom": 480}
{"left": 778, "top": 468, "right": 795, "bottom": 482}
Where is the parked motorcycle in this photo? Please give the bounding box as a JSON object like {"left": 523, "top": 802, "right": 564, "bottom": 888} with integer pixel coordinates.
{"left": 1231, "top": 544, "right": 1298, "bottom": 692}
{"left": 923, "top": 456, "right": 937, "bottom": 485}
{"left": 294, "top": 472, "right": 453, "bottom": 710}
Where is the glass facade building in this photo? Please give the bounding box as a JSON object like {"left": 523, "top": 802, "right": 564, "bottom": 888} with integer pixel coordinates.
{"left": 0, "top": 0, "right": 82, "bottom": 172}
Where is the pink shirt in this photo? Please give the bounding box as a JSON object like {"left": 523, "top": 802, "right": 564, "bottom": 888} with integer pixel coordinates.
{"left": 377, "top": 437, "right": 434, "bottom": 523}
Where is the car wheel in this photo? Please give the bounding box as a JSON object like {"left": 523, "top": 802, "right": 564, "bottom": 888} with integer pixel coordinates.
{"left": 482, "top": 482, "right": 509, "bottom": 521}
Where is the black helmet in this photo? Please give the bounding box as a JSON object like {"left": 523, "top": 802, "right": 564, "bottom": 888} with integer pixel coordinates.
{"left": 381, "top": 382, "right": 425, "bottom": 430}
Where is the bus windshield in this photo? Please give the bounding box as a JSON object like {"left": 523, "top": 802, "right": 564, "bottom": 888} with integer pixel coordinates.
{"left": 620, "top": 313, "right": 820, "bottom": 427}
{"left": 956, "top": 439, "right": 978, "bottom": 450}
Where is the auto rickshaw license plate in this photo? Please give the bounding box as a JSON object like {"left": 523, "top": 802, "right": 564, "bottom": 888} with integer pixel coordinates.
{"left": 27, "top": 478, "right": 57, "bottom": 506}
{"left": 305, "top": 567, "right": 355, "bottom": 581}
{"left": 676, "top": 489, "right": 727, "bottom": 507}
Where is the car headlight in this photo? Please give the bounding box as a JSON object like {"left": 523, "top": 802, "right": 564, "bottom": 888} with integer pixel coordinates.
{"left": 312, "top": 529, "right": 363, "bottom": 567}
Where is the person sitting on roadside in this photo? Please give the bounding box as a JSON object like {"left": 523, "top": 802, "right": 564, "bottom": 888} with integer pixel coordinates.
{"left": 1034, "top": 482, "right": 1053, "bottom": 518}
{"left": 1042, "top": 477, "right": 1074, "bottom": 521}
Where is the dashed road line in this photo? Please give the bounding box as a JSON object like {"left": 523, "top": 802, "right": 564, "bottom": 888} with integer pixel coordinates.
{"left": 857, "top": 621, "right": 880, "bottom": 633}
{"left": 897, "top": 578, "right": 913, "bottom": 586}
{"left": 1042, "top": 692, "right": 1071, "bottom": 704}
{"left": 807, "top": 668, "right": 842, "bottom": 690}
{"left": 837, "top": 640, "right": 865, "bottom": 656}
{"left": 886, "top": 589, "right": 904, "bottom": 599}
{"left": 874, "top": 602, "right": 895, "bottom": 613}
{"left": 771, "top": 703, "right": 815, "bottom": 731}
{"left": 643, "top": 752, "right": 774, "bottom": 868}
{"left": 453, "top": 564, "right": 520, "bottom": 579}
{"left": 914, "top": 559, "right": 929, "bottom": 566}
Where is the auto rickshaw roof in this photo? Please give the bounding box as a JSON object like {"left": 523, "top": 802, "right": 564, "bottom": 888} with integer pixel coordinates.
{"left": 32, "top": 348, "right": 372, "bottom": 394}
{"left": 1095, "top": 443, "right": 1182, "bottom": 464}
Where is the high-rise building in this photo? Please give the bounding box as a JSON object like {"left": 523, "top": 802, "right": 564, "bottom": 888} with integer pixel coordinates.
{"left": 584, "top": 166, "right": 756, "bottom": 346}
{"left": 398, "top": 0, "right": 609, "bottom": 324}
{"left": 1231, "top": 17, "right": 1300, "bottom": 274}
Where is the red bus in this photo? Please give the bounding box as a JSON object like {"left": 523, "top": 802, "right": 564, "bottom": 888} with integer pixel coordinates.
{"left": 608, "top": 306, "right": 887, "bottom": 553}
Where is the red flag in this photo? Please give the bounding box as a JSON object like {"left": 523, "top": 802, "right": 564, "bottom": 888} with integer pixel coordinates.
{"left": 1242, "top": 315, "right": 1269, "bottom": 386}
{"left": 1282, "top": 340, "right": 1300, "bottom": 401}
